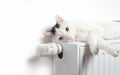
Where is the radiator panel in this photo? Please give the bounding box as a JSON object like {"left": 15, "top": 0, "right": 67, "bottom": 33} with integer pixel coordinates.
{"left": 53, "top": 43, "right": 80, "bottom": 75}
{"left": 53, "top": 42, "right": 120, "bottom": 75}
{"left": 79, "top": 44, "right": 120, "bottom": 75}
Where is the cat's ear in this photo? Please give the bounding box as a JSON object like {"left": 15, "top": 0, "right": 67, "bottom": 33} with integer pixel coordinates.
{"left": 55, "top": 15, "right": 64, "bottom": 23}
{"left": 44, "top": 32, "right": 52, "bottom": 39}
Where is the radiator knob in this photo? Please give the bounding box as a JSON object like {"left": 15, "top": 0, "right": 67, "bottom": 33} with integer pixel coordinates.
{"left": 36, "top": 43, "right": 62, "bottom": 58}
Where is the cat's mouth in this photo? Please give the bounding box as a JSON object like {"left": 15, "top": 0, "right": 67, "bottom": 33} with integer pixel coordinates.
{"left": 65, "top": 37, "right": 74, "bottom": 42}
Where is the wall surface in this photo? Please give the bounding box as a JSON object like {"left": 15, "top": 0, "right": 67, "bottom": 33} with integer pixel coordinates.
{"left": 0, "top": 0, "right": 120, "bottom": 75}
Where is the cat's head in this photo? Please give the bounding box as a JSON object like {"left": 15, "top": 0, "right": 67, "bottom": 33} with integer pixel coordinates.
{"left": 44, "top": 15, "right": 75, "bottom": 43}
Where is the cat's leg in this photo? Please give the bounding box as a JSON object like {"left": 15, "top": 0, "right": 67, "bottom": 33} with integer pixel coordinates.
{"left": 97, "top": 37, "right": 120, "bottom": 57}
{"left": 87, "top": 31, "right": 99, "bottom": 54}
{"left": 87, "top": 30, "right": 120, "bottom": 57}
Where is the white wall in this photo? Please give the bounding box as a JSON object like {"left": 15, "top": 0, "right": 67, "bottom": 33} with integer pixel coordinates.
{"left": 0, "top": 0, "right": 120, "bottom": 75}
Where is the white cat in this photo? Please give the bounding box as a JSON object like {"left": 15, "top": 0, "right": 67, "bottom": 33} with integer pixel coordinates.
{"left": 44, "top": 15, "right": 120, "bottom": 57}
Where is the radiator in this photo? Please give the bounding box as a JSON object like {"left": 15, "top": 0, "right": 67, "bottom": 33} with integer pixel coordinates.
{"left": 52, "top": 40, "right": 120, "bottom": 75}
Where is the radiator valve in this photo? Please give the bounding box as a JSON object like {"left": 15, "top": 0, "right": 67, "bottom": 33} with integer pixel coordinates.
{"left": 36, "top": 43, "right": 63, "bottom": 59}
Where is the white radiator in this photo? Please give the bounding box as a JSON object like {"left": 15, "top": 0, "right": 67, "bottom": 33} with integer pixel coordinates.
{"left": 53, "top": 40, "right": 120, "bottom": 75}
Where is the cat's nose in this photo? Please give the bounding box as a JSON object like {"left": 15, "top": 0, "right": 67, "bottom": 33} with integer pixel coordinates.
{"left": 66, "top": 37, "right": 74, "bottom": 42}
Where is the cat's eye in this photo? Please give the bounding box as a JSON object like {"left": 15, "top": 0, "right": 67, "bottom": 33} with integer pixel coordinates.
{"left": 59, "top": 37, "right": 63, "bottom": 40}
{"left": 66, "top": 27, "right": 69, "bottom": 32}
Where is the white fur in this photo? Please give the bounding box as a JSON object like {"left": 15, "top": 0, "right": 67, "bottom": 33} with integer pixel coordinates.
{"left": 44, "top": 16, "right": 120, "bottom": 57}
{"left": 67, "top": 20, "right": 120, "bottom": 56}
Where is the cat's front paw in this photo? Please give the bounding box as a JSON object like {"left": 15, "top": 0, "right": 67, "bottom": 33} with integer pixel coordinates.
{"left": 112, "top": 49, "right": 120, "bottom": 57}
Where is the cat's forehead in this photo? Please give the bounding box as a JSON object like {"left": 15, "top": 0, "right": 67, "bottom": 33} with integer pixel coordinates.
{"left": 54, "top": 22, "right": 68, "bottom": 28}
{"left": 50, "top": 23, "right": 68, "bottom": 35}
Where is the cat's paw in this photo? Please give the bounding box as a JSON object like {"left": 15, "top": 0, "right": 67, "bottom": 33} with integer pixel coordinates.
{"left": 112, "top": 49, "right": 120, "bottom": 57}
